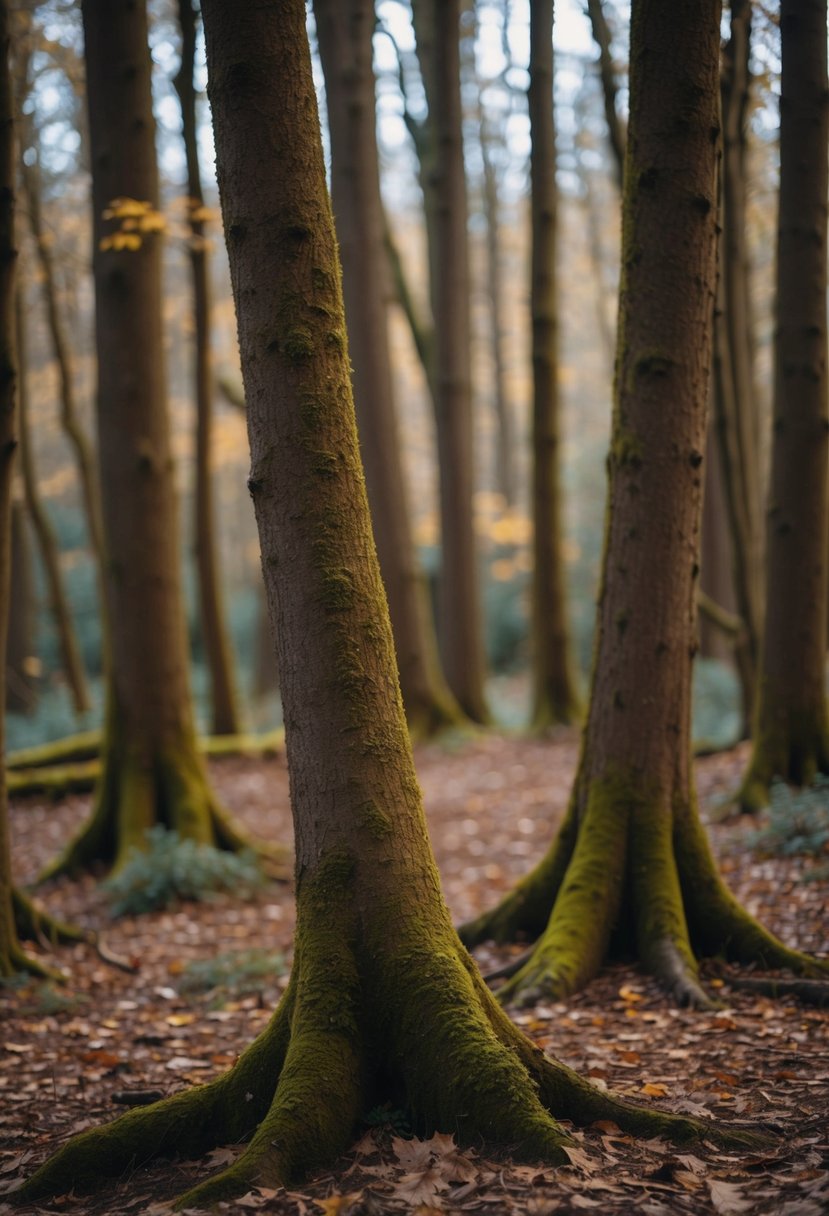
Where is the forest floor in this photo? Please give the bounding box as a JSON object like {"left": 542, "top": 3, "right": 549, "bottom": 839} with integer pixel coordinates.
{"left": 1, "top": 731, "right": 828, "bottom": 1216}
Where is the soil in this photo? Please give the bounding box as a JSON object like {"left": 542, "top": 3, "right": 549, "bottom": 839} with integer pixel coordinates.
{"left": 1, "top": 731, "right": 827, "bottom": 1215}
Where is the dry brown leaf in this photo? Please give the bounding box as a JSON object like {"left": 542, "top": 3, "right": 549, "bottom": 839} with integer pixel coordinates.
{"left": 315, "top": 1193, "right": 364, "bottom": 1215}
{"left": 641, "top": 1082, "right": 669, "bottom": 1098}
{"left": 707, "top": 1178, "right": 754, "bottom": 1213}
{"left": 393, "top": 1168, "right": 448, "bottom": 1206}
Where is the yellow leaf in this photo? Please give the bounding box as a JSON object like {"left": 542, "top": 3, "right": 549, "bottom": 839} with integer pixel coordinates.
{"left": 165, "top": 1013, "right": 197, "bottom": 1027}
{"left": 618, "top": 985, "right": 644, "bottom": 1003}
{"left": 315, "top": 1194, "right": 364, "bottom": 1216}
{"left": 103, "top": 196, "right": 149, "bottom": 219}
{"left": 641, "top": 1082, "right": 669, "bottom": 1098}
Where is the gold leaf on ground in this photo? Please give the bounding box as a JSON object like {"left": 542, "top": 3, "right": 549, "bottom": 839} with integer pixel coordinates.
{"left": 315, "top": 1193, "right": 364, "bottom": 1215}
{"left": 641, "top": 1082, "right": 669, "bottom": 1098}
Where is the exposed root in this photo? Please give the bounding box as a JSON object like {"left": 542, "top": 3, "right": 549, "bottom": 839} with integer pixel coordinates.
{"left": 7, "top": 731, "right": 102, "bottom": 771}
{"left": 720, "top": 975, "right": 829, "bottom": 1007}
{"left": 645, "top": 938, "right": 717, "bottom": 1010}
{"left": 13, "top": 887, "right": 85, "bottom": 949}
{"left": 9, "top": 759, "right": 101, "bottom": 798}
{"left": 482, "top": 946, "right": 535, "bottom": 984}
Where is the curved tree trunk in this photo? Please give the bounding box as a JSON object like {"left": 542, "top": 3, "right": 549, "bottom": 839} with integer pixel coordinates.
{"left": 739, "top": 0, "right": 829, "bottom": 809}
{"left": 412, "top": 0, "right": 489, "bottom": 724}
{"left": 460, "top": 0, "right": 826, "bottom": 1008}
{"left": 15, "top": 290, "right": 90, "bottom": 716}
{"left": 173, "top": 0, "right": 241, "bottom": 738}
{"left": 43, "top": 0, "right": 274, "bottom": 880}
{"left": 528, "top": 0, "right": 581, "bottom": 729}
{"left": 314, "top": 0, "right": 462, "bottom": 739}
{"left": 12, "top": 2, "right": 760, "bottom": 1203}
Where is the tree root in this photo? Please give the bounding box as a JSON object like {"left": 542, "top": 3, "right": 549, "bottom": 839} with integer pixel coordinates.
{"left": 8, "top": 759, "right": 101, "bottom": 798}
{"left": 719, "top": 975, "right": 829, "bottom": 1007}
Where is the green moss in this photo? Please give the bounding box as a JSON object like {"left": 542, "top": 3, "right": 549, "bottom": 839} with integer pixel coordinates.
{"left": 283, "top": 328, "right": 315, "bottom": 362}
{"left": 318, "top": 567, "right": 356, "bottom": 613}
{"left": 356, "top": 799, "right": 393, "bottom": 839}
{"left": 612, "top": 426, "right": 644, "bottom": 469}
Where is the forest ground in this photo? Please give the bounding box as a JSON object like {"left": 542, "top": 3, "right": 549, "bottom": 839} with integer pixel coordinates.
{"left": 1, "top": 731, "right": 827, "bottom": 1216}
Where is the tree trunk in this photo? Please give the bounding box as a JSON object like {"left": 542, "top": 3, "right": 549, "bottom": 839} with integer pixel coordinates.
{"left": 710, "top": 0, "right": 763, "bottom": 734}
{"left": 460, "top": 0, "right": 826, "bottom": 1008}
{"left": 698, "top": 426, "right": 736, "bottom": 662}
{"left": 173, "top": 0, "right": 240, "bottom": 738}
{"left": 738, "top": 0, "right": 829, "bottom": 809}
{"left": 528, "top": 0, "right": 581, "bottom": 729}
{"left": 412, "top": 0, "right": 489, "bottom": 723}
{"left": 480, "top": 114, "right": 516, "bottom": 508}
{"left": 586, "top": 0, "right": 626, "bottom": 189}
{"left": 6, "top": 496, "right": 37, "bottom": 713}
{"left": 15, "top": 290, "right": 90, "bottom": 716}
{"left": 314, "top": 0, "right": 462, "bottom": 739}
{"left": 43, "top": 0, "right": 269, "bottom": 879}
{"left": 13, "top": 1, "right": 755, "bottom": 1202}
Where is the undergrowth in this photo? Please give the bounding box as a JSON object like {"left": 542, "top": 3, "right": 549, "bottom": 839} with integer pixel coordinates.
{"left": 178, "top": 947, "right": 288, "bottom": 1004}
{"left": 750, "top": 778, "right": 829, "bottom": 881}
{"left": 105, "top": 826, "right": 266, "bottom": 916}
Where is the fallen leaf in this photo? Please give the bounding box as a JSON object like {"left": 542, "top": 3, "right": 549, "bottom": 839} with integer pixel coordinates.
{"left": 393, "top": 1169, "right": 448, "bottom": 1206}
{"left": 641, "top": 1082, "right": 669, "bottom": 1098}
{"left": 708, "top": 1178, "right": 754, "bottom": 1213}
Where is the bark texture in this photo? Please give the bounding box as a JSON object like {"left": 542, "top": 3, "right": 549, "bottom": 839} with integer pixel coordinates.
{"left": 739, "top": 0, "right": 829, "bottom": 809}
{"left": 412, "top": 0, "right": 489, "bottom": 724}
{"left": 44, "top": 0, "right": 265, "bottom": 879}
{"left": 173, "top": 0, "right": 241, "bottom": 738}
{"left": 528, "top": 0, "right": 581, "bottom": 729}
{"left": 13, "top": 1, "right": 757, "bottom": 1202}
{"left": 314, "top": 0, "right": 461, "bottom": 739}
{"left": 460, "top": 0, "right": 827, "bottom": 1007}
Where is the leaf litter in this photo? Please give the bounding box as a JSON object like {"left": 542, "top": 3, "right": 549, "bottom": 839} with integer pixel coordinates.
{"left": 1, "top": 733, "right": 827, "bottom": 1214}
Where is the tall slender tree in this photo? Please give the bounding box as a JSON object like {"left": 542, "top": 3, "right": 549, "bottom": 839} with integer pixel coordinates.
{"left": 411, "top": 0, "right": 489, "bottom": 723}
{"left": 739, "top": 0, "right": 829, "bottom": 809}
{"left": 14, "top": 2, "right": 754, "bottom": 1204}
{"left": 173, "top": 0, "right": 241, "bottom": 738}
{"left": 15, "top": 289, "right": 90, "bottom": 715}
{"left": 528, "top": 0, "right": 581, "bottom": 729}
{"left": 461, "top": 0, "right": 826, "bottom": 1008}
{"left": 43, "top": 0, "right": 271, "bottom": 878}
{"left": 314, "top": 0, "right": 462, "bottom": 739}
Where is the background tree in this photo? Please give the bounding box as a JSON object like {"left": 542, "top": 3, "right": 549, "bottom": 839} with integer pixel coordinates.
{"left": 43, "top": 0, "right": 265, "bottom": 878}
{"left": 739, "top": 0, "right": 829, "bottom": 810}
{"left": 314, "top": 0, "right": 461, "bottom": 739}
{"left": 173, "top": 0, "right": 241, "bottom": 738}
{"left": 5, "top": 495, "right": 36, "bottom": 713}
{"left": 411, "top": 0, "right": 489, "bottom": 723}
{"left": 14, "top": 1, "right": 752, "bottom": 1203}
{"left": 15, "top": 289, "right": 89, "bottom": 715}
{"left": 461, "top": 0, "right": 826, "bottom": 1008}
{"left": 528, "top": 0, "right": 581, "bottom": 729}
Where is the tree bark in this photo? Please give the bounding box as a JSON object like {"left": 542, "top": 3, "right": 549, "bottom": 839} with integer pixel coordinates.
{"left": 12, "top": 1, "right": 756, "bottom": 1202}
{"left": 15, "top": 289, "right": 90, "bottom": 716}
{"left": 738, "top": 0, "right": 829, "bottom": 809}
{"left": 5, "top": 496, "right": 36, "bottom": 713}
{"left": 43, "top": 0, "right": 272, "bottom": 879}
{"left": 460, "top": 0, "right": 826, "bottom": 1008}
{"left": 528, "top": 0, "right": 581, "bottom": 729}
{"left": 173, "top": 0, "right": 240, "bottom": 738}
{"left": 412, "top": 0, "right": 489, "bottom": 723}
{"left": 314, "top": 0, "right": 461, "bottom": 739}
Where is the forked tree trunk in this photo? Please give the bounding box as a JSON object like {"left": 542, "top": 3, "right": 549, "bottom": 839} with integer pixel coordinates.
{"left": 14, "top": 2, "right": 757, "bottom": 1204}
{"left": 738, "top": 0, "right": 829, "bottom": 809}
{"left": 412, "top": 0, "right": 489, "bottom": 723}
{"left": 314, "top": 0, "right": 462, "bottom": 739}
{"left": 173, "top": 0, "right": 241, "bottom": 738}
{"left": 43, "top": 0, "right": 267, "bottom": 879}
{"left": 528, "top": 0, "right": 581, "bottom": 729}
{"left": 460, "top": 0, "right": 826, "bottom": 1008}
{"left": 15, "top": 290, "right": 90, "bottom": 716}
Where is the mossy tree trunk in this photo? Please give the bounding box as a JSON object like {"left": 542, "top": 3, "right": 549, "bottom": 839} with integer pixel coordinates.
{"left": 411, "top": 0, "right": 489, "bottom": 724}
{"left": 15, "top": 289, "right": 90, "bottom": 716}
{"left": 12, "top": 1, "right": 760, "bottom": 1203}
{"left": 460, "top": 0, "right": 827, "bottom": 1009}
{"left": 314, "top": 0, "right": 462, "bottom": 740}
{"left": 173, "top": 0, "right": 241, "bottom": 739}
{"left": 43, "top": 0, "right": 260, "bottom": 880}
{"left": 710, "top": 0, "right": 763, "bottom": 735}
{"left": 738, "top": 0, "right": 829, "bottom": 810}
{"left": 528, "top": 0, "right": 581, "bottom": 730}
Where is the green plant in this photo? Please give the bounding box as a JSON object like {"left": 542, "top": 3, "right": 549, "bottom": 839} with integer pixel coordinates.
{"left": 178, "top": 948, "right": 288, "bottom": 1002}
{"left": 105, "top": 826, "right": 266, "bottom": 916}
{"left": 749, "top": 777, "right": 829, "bottom": 874}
